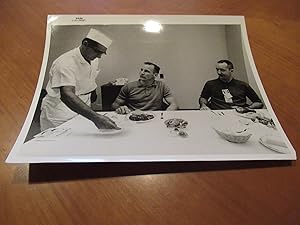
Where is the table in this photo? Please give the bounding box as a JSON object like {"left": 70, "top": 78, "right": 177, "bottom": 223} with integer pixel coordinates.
{"left": 1, "top": 1, "right": 300, "bottom": 225}
{"left": 9, "top": 110, "right": 295, "bottom": 163}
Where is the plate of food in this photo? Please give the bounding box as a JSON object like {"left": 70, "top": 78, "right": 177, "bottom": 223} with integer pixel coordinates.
{"left": 127, "top": 110, "right": 155, "bottom": 123}
{"left": 164, "top": 118, "right": 189, "bottom": 137}
{"left": 235, "top": 110, "right": 259, "bottom": 120}
{"left": 164, "top": 118, "right": 188, "bottom": 129}
{"left": 235, "top": 111, "right": 276, "bottom": 129}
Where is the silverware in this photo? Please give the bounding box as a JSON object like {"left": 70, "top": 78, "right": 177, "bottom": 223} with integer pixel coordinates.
{"left": 210, "top": 111, "right": 224, "bottom": 116}
{"left": 38, "top": 128, "right": 55, "bottom": 136}
{"left": 211, "top": 111, "right": 218, "bottom": 116}
{"left": 55, "top": 128, "right": 71, "bottom": 136}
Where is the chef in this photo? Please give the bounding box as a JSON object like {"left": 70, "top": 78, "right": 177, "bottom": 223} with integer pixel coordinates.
{"left": 40, "top": 28, "right": 119, "bottom": 131}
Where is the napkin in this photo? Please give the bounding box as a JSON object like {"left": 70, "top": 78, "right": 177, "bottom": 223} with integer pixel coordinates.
{"left": 34, "top": 128, "right": 71, "bottom": 140}
{"left": 264, "top": 136, "right": 287, "bottom": 148}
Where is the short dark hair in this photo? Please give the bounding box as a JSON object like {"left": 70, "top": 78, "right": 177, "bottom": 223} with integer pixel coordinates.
{"left": 217, "top": 60, "right": 234, "bottom": 70}
{"left": 144, "top": 61, "right": 160, "bottom": 74}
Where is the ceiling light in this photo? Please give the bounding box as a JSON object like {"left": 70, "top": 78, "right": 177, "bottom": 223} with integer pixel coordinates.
{"left": 143, "top": 20, "right": 163, "bottom": 33}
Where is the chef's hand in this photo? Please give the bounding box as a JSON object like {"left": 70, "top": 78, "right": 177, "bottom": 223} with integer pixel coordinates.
{"left": 93, "top": 115, "right": 121, "bottom": 130}
{"left": 116, "top": 106, "right": 131, "bottom": 114}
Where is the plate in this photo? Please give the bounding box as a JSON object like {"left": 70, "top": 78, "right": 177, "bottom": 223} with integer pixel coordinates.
{"left": 259, "top": 135, "right": 289, "bottom": 154}
{"left": 235, "top": 111, "right": 259, "bottom": 120}
{"left": 164, "top": 118, "right": 188, "bottom": 129}
{"left": 235, "top": 111, "right": 276, "bottom": 129}
{"left": 127, "top": 112, "right": 155, "bottom": 123}
{"left": 98, "top": 113, "right": 129, "bottom": 134}
{"left": 212, "top": 122, "right": 252, "bottom": 143}
{"left": 98, "top": 128, "right": 123, "bottom": 135}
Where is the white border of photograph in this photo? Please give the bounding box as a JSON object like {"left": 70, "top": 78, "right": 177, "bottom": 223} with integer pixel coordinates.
{"left": 6, "top": 15, "right": 297, "bottom": 163}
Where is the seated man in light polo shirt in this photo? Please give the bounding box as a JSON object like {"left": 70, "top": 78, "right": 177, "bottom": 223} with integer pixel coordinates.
{"left": 40, "top": 28, "right": 119, "bottom": 131}
{"left": 112, "top": 62, "right": 178, "bottom": 114}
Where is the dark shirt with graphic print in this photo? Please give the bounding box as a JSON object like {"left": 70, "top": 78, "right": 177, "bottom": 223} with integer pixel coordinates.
{"left": 200, "top": 78, "right": 262, "bottom": 110}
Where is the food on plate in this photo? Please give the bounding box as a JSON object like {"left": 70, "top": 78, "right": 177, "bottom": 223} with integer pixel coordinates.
{"left": 255, "top": 116, "right": 275, "bottom": 127}
{"left": 165, "top": 119, "right": 189, "bottom": 138}
{"left": 164, "top": 118, "right": 188, "bottom": 129}
{"left": 178, "top": 130, "right": 188, "bottom": 137}
{"left": 171, "top": 126, "right": 188, "bottom": 138}
{"left": 236, "top": 111, "right": 276, "bottom": 129}
{"left": 129, "top": 113, "right": 154, "bottom": 121}
{"left": 249, "top": 114, "right": 276, "bottom": 129}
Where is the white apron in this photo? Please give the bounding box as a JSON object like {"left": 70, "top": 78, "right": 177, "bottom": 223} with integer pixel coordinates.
{"left": 40, "top": 93, "right": 91, "bottom": 131}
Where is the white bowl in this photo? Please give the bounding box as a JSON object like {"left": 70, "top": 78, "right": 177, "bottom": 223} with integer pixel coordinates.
{"left": 213, "top": 126, "right": 252, "bottom": 143}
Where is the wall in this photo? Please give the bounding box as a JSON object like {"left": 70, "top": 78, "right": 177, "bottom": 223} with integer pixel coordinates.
{"left": 226, "top": 25, "right": 263, "bottom": 103}
{"left": 225, "top": 25, "right": 248, "bottom": 82}
{"left": 43, "top": 24, "right": 248, "bottom": 109}
{"left": 242, "top": 38, "right": 264, "bottom": 102}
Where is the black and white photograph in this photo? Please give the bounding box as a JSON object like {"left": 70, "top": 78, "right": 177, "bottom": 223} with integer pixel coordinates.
{"left": 6, "top": 15, "right": 296, "bottom": 163}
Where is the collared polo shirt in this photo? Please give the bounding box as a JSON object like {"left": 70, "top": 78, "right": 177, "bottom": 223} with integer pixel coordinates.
{"left": 116, "top": 80, "right": 173, "bottom": 111}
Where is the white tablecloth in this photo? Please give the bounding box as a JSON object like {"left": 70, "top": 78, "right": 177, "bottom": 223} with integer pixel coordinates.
{"left": 13, "top": 110, "right": 295, "bottom": 162}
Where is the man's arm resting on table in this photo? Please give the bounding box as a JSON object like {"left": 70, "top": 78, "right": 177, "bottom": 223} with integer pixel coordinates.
{"left": 199, "top": 97, "right": 210, "bottom": 110}
{"left": 164, "top": 96, "right": 178, "bottom": 111}
{"left": 60, "top": 86, "right": 119, "bottom": 129}
{"left": 236, "top": 101, "right": 263, "bottom": 113}
{"left": 248, "top": 101, "right": 264, "bottom": 109}
{"left": 111, "top": 97, "right": 125, "bottom": 110}
{"left": 112, "top": 98, "right": 131, "bottom": 114}
{"left": 245, "top": 84, "right": 264, "bottom": 109}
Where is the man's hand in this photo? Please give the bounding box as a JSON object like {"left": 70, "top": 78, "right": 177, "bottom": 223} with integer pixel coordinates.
{"left": 164, "top": 96, "right": 178, "bottom": 111}
{"left": 235, "top": 106, "right": 256, "bottom": 114}
{"left": 59, "top": 86, "right": 121, "bottom": 130}
{"left": 93, "top": 115, "right": 121, "bottom": 130}
{"left": 199, "top": 97, "right": 210, "bottom": 111}
{"left": 200, "top": 105, "right": 210, "bottom": 111}
{"left": 116, "top": 106, "right": 131, "bottom": 114}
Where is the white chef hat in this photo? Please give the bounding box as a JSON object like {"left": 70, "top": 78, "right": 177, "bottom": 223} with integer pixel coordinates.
{"left": 86, "top": 28, "right": 112, "bottom": 48}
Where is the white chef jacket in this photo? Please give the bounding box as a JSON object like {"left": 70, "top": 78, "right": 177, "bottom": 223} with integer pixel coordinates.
{"left": 40, "top": 47, "right": 100, "bottom": 131}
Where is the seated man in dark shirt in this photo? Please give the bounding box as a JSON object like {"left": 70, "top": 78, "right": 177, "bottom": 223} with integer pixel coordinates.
{"left": 199, "top": 60, "right": 263, "bottom": 110}
{"left": 112, "top": 62, "right": 178, "bottom": 114}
